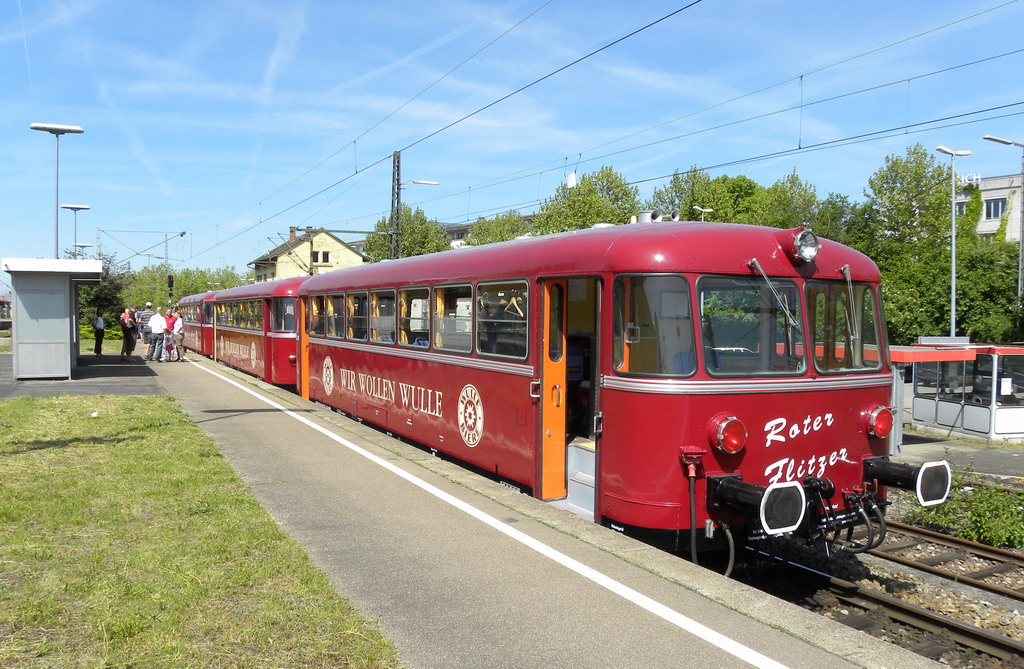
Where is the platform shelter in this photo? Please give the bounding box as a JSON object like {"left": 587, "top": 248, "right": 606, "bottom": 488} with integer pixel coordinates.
{"left": 2, "top": 257, "right": 102, "bottom": 379}
{"left": 892, "top": 340, "right": 1024, "bottom": 444}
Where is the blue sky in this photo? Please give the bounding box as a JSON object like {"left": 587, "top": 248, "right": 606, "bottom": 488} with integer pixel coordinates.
{"left": 2, "top": 0, "right": 1024, "bottom": 283}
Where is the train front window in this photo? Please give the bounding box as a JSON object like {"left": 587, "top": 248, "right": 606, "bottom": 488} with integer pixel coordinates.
{"left": 612, "top": 275, "right": 694, "bottom": 376}
{"left": 698, "top": 276, "right": 805, "bottom": 376}
{"left": 806, "top": 281, "right": 882, "bottom": 373}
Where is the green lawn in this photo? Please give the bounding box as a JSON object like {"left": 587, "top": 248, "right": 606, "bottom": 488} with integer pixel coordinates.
{"left": 0, "top": 394, "right": 399, "bottom": 667}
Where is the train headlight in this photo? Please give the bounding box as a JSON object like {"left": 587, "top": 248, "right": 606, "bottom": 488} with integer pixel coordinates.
{"left": 865, "top": 404, "right": 894, "bottom": 438}
{"left": 708, "top": 413, "right": 747, "bottom": 454}
{"left": 793, "top": 228, "right": 819, "bottom": 263}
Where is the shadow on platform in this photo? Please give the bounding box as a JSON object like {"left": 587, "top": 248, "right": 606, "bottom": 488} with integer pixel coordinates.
{"left": 0, "top": 352, "right": 165, "bottom": 400}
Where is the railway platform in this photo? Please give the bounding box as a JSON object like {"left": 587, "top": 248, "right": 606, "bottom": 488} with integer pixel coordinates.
{"left": 4, "top": 350, "right": 1017, "bottom": 667}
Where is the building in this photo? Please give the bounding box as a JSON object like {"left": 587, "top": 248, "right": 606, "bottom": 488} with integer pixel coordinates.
{"left": 251, "top": 227, "right": 368, "bottom": 282}
{"left": 957, "top": 172, "right": 1022, "bottom": 242}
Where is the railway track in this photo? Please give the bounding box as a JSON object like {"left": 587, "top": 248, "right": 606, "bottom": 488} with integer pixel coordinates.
{"left": 778, "top": 558, "right": 1024, "bottom": 664}
{"left": 861, "top": 520, "right": 1024, "bottom": 603}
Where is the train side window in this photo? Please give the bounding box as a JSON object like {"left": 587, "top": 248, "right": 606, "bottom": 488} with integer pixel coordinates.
{"left": 399, "top": 287, "right": 430, "bottom": 347}
{"left": 348, "top": 292, "right": 368, "bottom": 341}
{"left": 612, "top": 275, "right": 694, "bottom": 376}
{"left": 477, "top": 281, "right": 528, "bottom": 360}
{"left": 371, "top": 290, "right": 396, "bottom": 344}
{"left": 434, "top": 284, "right": 473, "bottom": 353}
{"left": 328, "top": 294, "right": 345, "bottom": 338}
{"left": 308, "top": 295, "right": 327, "bottom": 336}
{"left": 271, "top": 298, "right": 294, "bottom": 332}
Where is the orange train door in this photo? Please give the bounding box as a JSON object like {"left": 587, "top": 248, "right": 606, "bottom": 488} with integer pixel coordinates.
{"left": 540, "top": 279, "right": 568, "bottom": 500}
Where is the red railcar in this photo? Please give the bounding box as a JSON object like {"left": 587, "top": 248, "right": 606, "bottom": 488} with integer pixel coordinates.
{"left": 179, "top": 290, "right": 216, "bottom": 357}
{"left": 295, "top": 221, "right": 949, "bottom": 558}
{"left": 211, "top": 277, "right": 304, "bottom": 386}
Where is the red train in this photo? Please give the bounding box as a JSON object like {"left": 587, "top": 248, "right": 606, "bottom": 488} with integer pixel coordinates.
{"left": 189, "top": 277, "right": 304, "bottom": 386}
{"left": 182, "top": 220, "right": 950, "bottom": 563}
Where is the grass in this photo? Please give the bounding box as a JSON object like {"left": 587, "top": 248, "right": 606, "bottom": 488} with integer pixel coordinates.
{"left": 900, "top": 459, "right": 1024, "bottom": 549}
{"left": 0, "top": 394, "right": 400, "bottom": 668}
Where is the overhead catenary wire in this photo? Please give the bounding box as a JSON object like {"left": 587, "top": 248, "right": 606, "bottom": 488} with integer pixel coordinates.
{"left": 182, "top": 1, "right": 1019, "bottom": 267}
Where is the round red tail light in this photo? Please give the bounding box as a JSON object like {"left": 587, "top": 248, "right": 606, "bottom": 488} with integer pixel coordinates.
{"left": 708, "top": 414, "right": 747, "bottom": 454}
{"left": 866, "top": 405, "right": 894, "bottom": 438}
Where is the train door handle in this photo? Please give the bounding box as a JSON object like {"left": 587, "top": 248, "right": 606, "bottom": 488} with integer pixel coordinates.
{"left": 530, "top": 380, "right": 541, "bottom": 401}
{"left": 553, "top": 384, "right": 562, "bottom": 407}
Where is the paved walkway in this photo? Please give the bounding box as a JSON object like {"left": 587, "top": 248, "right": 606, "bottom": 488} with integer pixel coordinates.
{"left": 1, "top": 350, "right": 951, "bottom": 668}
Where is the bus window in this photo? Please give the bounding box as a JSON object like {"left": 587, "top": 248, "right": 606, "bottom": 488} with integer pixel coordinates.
{"left": 328, "top": 294, "right": 345, "bottom": 338}
{"left": 806, "top": 281, "right": 882, "bottom": 373}
{"left": 477, "top": 281, "right": 527, "bottom": 359}
{"left": 399, "top": 287, "right": 430, "bottom": 347}
{"left": 699, "top": 276, "right": 804, "bottom": 376}
{"left": 434, "top": 285, "right": 472, "bottom": 353}
{"left": 271, "top": 298, "right": 296, "bottom": 332}
{"left": 613, "top": 275, "right": 694, "bottom": 376}
{"left": 308, "top": 295, "right": 326, "bottom": 336}
{"left": 348, "top": 292, "right": 368, "bottom": 341}
{"left": 371, "top": 290, "right": 396, "bottom": 344}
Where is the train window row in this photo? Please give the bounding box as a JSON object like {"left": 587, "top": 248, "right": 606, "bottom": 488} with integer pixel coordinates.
{"left": 215, "top": 299, "right": 264, "bottom": 331}
{"left": 307, "top": 281, "right": 529, "bottom": 360}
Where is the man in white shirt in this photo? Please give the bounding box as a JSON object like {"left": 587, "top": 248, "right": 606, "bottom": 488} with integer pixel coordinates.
{"left": 146, "top": 308, "right": 167, "bottom": 361}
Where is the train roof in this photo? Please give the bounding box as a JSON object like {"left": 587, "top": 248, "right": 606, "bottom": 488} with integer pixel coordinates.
{"left": 300, "top": 221, "right": 880, "bottom": 293}
{"left": 177, "top": 290, "right": 215, "bottom": 305}
{"left": 213, "top": 275, "right": 307, "bottom": 301}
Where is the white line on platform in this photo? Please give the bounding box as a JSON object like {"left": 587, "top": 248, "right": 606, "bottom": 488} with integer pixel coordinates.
{"left": 192, "top": 362, "right": 789, "bottom": 669}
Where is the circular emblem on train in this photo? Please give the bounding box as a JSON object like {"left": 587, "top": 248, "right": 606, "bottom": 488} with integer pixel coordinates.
{"left": 250, "top": 342, "right": 258, "bottom": 367}
{"left": 457, "top": 384, "right": 483, "bottom": 447}
{"left": 321, "top": 356, "right": 335, "bottom": 396}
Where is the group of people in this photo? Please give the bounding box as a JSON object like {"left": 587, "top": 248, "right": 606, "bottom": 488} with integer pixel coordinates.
{"left": 91, "top": 302, "right": 186, "bottom": 363}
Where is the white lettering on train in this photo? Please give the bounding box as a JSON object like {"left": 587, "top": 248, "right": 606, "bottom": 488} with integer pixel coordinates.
{"left": 335, "top": 366, "right": 445, "bottom": 419}
{"left": 763, "top": 412, "right": 834, "bottom": 447}
{"left": 763, "top": 448, "right": 855, "bottom": 484}
{"left": 399, "top": 383, "right": 444, "bottom": 418}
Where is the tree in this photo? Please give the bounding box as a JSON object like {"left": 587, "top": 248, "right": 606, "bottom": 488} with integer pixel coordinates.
{"left": 465, "top": 210, "right": 529, "bottom": 246}
{"left": 78, "top": 251, "right": 131, "bottom": 324}
{"left": 736, "top": 169, "right": 818, "bottom": 229}
{"left": 646, "top": 167, "right": 733, "bottom": 221}
{"left": 858, "top": 144, "right": 957, "bottom": 344}
{"left": 363, "top": 205, "right": 451, "bottom": 262}
{"left": 534, "top": 166, "right": 640, "bottom": 234}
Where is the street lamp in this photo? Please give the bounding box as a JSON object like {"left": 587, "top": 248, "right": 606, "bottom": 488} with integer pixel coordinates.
{"left": 72, "top": 243, "right": 93, "bottom": 258}
{"left": 60, "top": 204, "right": 90, "bottom": 251}
{"left": 693, "top": 206, "right": 713, "bottom": 222}
{"left": 389, "top": 150, "right": 440, "bottom": 259}
{"left": 936, "top": 146, "right": 972, "bottom": 337}
{"left": 983, "top": 135, "right": 1024, "bottom": 318}
{"left": 30, "top": 123, "right": 84, "bottom": 259}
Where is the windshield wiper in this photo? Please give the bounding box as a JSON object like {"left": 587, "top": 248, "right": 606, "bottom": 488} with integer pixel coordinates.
{"left": 747, "top": 258, "right": 799, "bottom": 328}
{"left": 840, "top": 264, "right": 861, "bottom": 341}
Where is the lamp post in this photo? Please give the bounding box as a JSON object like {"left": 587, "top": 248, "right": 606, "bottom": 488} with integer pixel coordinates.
{"left": 936, "top": 146, "right": 972, "bottom": 337}
{"left": 60, "top": 204, "right": 90, "bottom": 251}
{"left": 693, "top": 206, "right": 713, "bottom": 222}
{"left": 389, "top": 150, "right": 439, "bottom": 259}
{"left": 983, "top": 135, "right": 1024, "bottom": 320}
{"left": 30, "top": 123, "right": 84, "bottom": 259}
{"left": 72, "top": 243, "right": 93, "bottom": 258}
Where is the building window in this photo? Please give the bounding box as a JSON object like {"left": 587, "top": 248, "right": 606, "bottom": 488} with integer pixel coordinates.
{"left": 311, "top": 251, "right": 331, "bottom": 264}
{"left": 955, "top": 201, "right": 969, "bottom": 217}
{"left": 985, "top": 198, "right": 1007, "bottom": 220}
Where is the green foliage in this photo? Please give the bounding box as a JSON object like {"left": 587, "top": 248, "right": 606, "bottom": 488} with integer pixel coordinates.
{"left": 465, "top": 210, "right": 530, "bottom": 246}
{"left": 77, "top": 252, "right": 131, "bottom": 327}
{"left": 735, "top": 170, "right": 819, "bottom": 229}
{"left": 534, "top": 166, "right": 640, "bottom": 233}
{"left": 904, "top": 464, "right": 1024, "bottom": 549}
{"left": 364, "top": 205, "right": 451, "bottom": 262}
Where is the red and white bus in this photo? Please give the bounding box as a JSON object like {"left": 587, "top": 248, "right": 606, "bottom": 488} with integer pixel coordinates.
{"left": 293, "top": 221, "right": 950, "bottom": 559}
{"left": 179, "top": 290, "right": 216, "bottom": 357}
{"left": 211, "top": 277, "right": 304, "bottom": 386}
